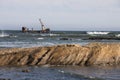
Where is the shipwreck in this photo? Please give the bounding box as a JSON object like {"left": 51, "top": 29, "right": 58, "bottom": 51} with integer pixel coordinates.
{"left": 22, "top": 19, "right": 50, "bottom": 33}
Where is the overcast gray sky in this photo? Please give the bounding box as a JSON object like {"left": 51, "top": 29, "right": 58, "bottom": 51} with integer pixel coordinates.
{"left": 0, "top": 0, "right": 120, "bottom": 31}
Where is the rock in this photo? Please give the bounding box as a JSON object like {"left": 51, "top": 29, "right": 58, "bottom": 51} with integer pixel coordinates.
{"left": 59, "top": 38, "right": 72, "bottom": 40}
{"left": 22, "top": 69, "right": 30, "bottom": 73}
{"left": 0, "top": 78, "right": 11, "bottom": 80}
{"left": 0, "top": 43, "right": 119, "bottom": 66}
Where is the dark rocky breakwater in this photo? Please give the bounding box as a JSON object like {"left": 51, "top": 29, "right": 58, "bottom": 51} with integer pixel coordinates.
{"left": 0, "top": 43, "right": 120, "bottom": 66}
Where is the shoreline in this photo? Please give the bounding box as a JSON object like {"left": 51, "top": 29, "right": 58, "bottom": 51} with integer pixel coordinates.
{"left": 0, "top": 42, "right": 120, "bottom": 66}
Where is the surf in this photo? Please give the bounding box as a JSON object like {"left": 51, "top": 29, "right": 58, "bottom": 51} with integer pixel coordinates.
{"left": 0, "top": 30, "right": 9, "bottom": 38}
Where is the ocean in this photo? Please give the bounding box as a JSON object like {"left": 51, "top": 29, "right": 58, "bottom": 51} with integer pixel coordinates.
{"left": 0, "top": 30, "right": 120, "bottom": 80}
{"left": 0, "top": 30, "right": 120, "bottom": 48}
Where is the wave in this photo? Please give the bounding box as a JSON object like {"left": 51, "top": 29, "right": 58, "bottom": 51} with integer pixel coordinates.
{"left": 116, "top": 34, "right": 120, "bottom": 37}
{"left": 40, "top": 33, "right": 59, "bottom": 37}
{"left": 0, "top": 30, "right": 17, "bottom": 38}
{"left": 37, "top": 37, "right": 44, "bottom": 40}
{"left": 0, "top": 42, "right": 55, "bottom": 48}
{"left": 87, "top": 31, "right": 110, "bottom": 35}
{"left": 0, "top": 32, "right": 9, "bottom": 37}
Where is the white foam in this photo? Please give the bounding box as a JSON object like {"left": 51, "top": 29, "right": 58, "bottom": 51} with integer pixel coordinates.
{"left": 0, "top": 32, "right": 9, "bottom": 37}
{"left": 37, "top": 37, "right": 44, "bottom": 40}
{"left": 49, "top": 33, "right": 59, "bottom": 36}
{"left": 87, "top": 31, "right": 109, "bottom": 35}
{"left": 40, "top": 33, "right": 59, "bottom": 37}
{"left": 116, "top": 34, "right": 120, "bottom": 37}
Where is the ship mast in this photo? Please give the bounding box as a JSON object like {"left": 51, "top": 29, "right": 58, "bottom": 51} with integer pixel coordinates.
{"left": 39, "top": 19, "right": 46, "bottom": 31}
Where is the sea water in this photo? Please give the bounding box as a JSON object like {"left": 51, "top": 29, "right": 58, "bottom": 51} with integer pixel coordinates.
{"left": 0, "top": 30, "right": 120, "bottom": 80}
{"left": 0, "top": 30, "right": 120, "bottom": 48}
{"left": 0, "top": 66, "right": 120, "bottom": 80}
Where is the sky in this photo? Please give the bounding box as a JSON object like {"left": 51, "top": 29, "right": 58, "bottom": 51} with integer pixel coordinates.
{"left": 0, "top": 0, "right": 120, "bottom": 31}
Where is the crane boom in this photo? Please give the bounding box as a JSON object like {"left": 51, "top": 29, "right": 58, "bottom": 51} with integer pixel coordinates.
{"left": 39, "top": 18, "right": 50, "bottom": 33}
{"left": 39, "top": 19, "right": 46, "bottom": 31}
